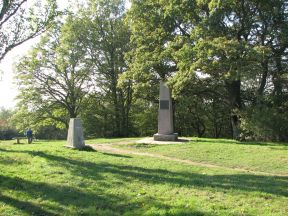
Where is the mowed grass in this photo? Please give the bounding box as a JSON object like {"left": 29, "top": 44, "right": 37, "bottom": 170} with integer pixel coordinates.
{"left": 121, "top": 137, "right": 288, "bottom": 175}
{"left": 0, "top": 138, "right": 287, "bottom": 216}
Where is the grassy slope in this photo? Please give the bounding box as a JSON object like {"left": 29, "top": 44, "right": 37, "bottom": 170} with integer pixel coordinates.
{"left": 120, "top": 138, "right": 288, "bottom": 175}
{"left": 0, "top": 138, "right": 287, "bottom": 216}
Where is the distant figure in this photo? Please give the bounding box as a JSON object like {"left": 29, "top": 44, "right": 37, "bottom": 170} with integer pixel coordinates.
{"left": 26, "top": 128, "right": 33, "bottom": 144}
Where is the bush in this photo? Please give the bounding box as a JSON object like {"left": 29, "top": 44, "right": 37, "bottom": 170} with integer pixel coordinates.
{"left": 0, "top": 128, "right": 19, "bottom": 140}
{"left": 241, "top": 106, "right": 288, "bottom": 141}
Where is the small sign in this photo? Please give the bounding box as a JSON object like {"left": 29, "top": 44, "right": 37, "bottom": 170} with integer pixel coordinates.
{"left": 160, "top": 100, "right": 170, "bottom": 109}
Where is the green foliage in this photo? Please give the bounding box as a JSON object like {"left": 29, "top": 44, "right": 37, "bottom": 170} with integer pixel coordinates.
{"left": 35, "top": 125, "right": 67, "bottom": 139}
{"left": 9, "top": 0, "right": 288, "bottom": 140}
{"left": 10, "top": 105, "right": 67, "bottom": 139}
{"left": 130, "top": 99, "right": 158, "bottom": 136}
{"left": 126, "top": 0, "right": 288, "bottom": 141}
{"left": 0, "top": 107, "right": 18, "bottom": 140}
{"left": 175, "top": 95, "right": 231, "bottom": 138}
{"left": 14, "top": 15, "right": 93, "bottom": 130}
{"left": 241, "top": 104, "right": 288, "bottom": 142}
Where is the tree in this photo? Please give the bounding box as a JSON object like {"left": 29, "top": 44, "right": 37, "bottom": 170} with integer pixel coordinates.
{"left": 127, "top": 0, "right": 288, "bottom": 140}
{"left": 0, "top": 0, "right": 58, "bottom": 62}
{"left": 173, "top": 76, "right": 231, "bottom": 138}
{"left": 76, "top": 0, "right": 133, "bottom": 136}
{"left": 14, "top": 0, "right": 136, "bottom": 138}
{"left": 0, "top": 107, "right": 18, "bottom": 139}
{"left": 15, "top": 18, "right": 93, "bottom": 128}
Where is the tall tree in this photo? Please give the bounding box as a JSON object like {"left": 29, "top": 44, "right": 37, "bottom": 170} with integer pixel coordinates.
{"left": 127, "top": 0, "right": 288, "bottom": 140}
{"left": 77, "top": 0, "right": 132, "bottom": 136}
{"left": 15, "top": 18, "right": 93, "bottom": 128}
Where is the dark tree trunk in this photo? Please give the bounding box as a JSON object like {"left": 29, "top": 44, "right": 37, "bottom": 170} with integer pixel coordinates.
{"left": 192, "top": 116, "right": 205, "bottom": 138}
{"left": 111, "top": 83, "right": 121, "bottom": 137}
{"left": 273, "top": 53, "right": 284, "bottom": 106}
{"left": 225, "top": 80, "right": 241, "bottom": 140}
{"left": 258, "top": 59, "right": 268, "bottom": 96}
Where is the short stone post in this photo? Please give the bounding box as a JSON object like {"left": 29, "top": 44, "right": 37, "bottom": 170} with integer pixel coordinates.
{"left": 153, "top": 81, "right": 178, "bottom": 141}
{"left": 65, "top": 118, "right": 85, "bottom": 149}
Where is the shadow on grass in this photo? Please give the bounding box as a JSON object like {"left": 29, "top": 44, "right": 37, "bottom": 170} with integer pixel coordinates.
{"left": 177, "top": 138, "right": 190, "bottom": 142}
{"left": 2, "top": 148, "right": 287, "bottom": 197}
{"left": 101, "top": 152, "right": 132, "bottom": 158}
{"left": 0, "top": 174, "right": 140, "bottom": 216}
{"left": 192, "top": 138, "right": 288, "bottom": 147}
{"left": 0, "top": 173, "right": 209, "bottom": 216}
{"left": 127, "top": 143, "right": 158, "bottom": 149}
{"left": 78, "top": 145, "right": 97, "bottom": 152}
{"left": 0, "top": 194, "right": 55, "bottom": 216}
{"left": 0, "top": 148, "right": 287, "bottom": 215}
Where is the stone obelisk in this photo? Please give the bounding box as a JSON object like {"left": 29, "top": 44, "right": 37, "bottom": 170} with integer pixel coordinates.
{"left": 153, "top": 81, "right": 178, "bottom": 141}
{"left": 66, "top": 118, "right": 85, "bottom": 149}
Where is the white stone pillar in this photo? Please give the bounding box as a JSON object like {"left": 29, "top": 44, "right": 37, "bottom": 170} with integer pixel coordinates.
{"left": 153, "top": 81, "right": 178, "bottom": 141}
{"left": 66, "top": 118, "right": 85, "bottom": 149}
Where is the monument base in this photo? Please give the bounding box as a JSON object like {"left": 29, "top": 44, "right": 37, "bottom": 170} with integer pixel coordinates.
{"left": 153, "top": 133, "right": 178, "bottom": 141}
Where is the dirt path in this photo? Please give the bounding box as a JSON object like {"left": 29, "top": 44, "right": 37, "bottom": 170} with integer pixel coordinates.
{"left": 88, "top": 143, "right": 288, "bottom": 177}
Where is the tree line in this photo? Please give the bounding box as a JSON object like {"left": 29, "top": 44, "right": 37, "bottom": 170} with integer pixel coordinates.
{"left": 1, "top": 0, "right": 288, "bottom": 141}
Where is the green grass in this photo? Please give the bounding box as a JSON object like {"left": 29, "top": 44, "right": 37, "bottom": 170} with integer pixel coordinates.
{"left": 85, "top": 137, "right": 140, "bottom": 144}
{"left": 0, "top": 138, "right": 287, "bottom": 216}
{"left": 120, "top": 137, "right": 288, "bottom": 175}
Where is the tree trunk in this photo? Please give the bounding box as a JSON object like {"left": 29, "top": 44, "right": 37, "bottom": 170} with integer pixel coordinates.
{"left": 258, "top": 59, "right": 268, "bottom": 96}
{"left": 225, "top": 80, "right": 241, "bottom": 140}
{"left": 273, "top": 53, "right": 284, "bottom": 106}
{"left": 111, "top": 83, "right": 121, "bottom": 137}
{"left": 231, "top": 114, "right": 240, "bottom": 140}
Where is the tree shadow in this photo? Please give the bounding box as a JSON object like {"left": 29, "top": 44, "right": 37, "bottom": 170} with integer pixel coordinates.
{"left": 0, "top": 148, "right": 15, "bottom": 152}
{"left": 0, "top": 194, "right": 55, "bottom": 216}
{"left": 78, "top": 145, "right": 97, "bottom": 152}
{"left": 191, "top": 138, "right": 288, "bottom": 147}
{"left": 101, "top": 152, "right": 132, "bottom": 158}
{"left": 239, "top": 141, "right": 288, "bottom": 147}
{"left": 0, "top": 148, "right": 287, "bottom": 215}
{"left": 0, "top": 174, "right": 132, "bottom": 215}
{"left": 0, "top": 173, "right": 210, "bottom": 216}
{"left": 99, "top": 164, "right": 288, "bottom": 197}
{"left": 127, "top": 143, "right": 158, "bottom": 148}
{"left": 191, "top": 139, "right": 237, "bottom": 144}
{"left": 2, "top": 148, "right": 287, "bottom": 197}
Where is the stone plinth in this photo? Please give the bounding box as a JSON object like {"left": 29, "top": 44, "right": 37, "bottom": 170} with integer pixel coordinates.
{"left": 65, "top": 118, "right": 85, "bottom": 149}
{"left": 154, "top": 81, "right": 178, "bottom": 141}
{"left": 153, "top": 133, "right": 178, "bottom": 141}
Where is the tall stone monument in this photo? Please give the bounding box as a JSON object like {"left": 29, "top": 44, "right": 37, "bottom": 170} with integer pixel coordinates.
{"left": 66, "top": 118, "right": 85, "bottom": 149}
{"left": 153, "top": 81, "right": 178, "bottom": 141}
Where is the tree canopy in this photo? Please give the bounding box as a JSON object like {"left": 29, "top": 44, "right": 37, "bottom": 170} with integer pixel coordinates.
{"left": 8, "top": 0, "right": 288, "bottom": 141}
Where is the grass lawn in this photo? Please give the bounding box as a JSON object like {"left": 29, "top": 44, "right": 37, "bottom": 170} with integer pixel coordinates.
{"left": 120, "top": 138, "right": 288, "bottom": 175}
{"left": 0, "top": 138, "right": 287, "bottom": 216}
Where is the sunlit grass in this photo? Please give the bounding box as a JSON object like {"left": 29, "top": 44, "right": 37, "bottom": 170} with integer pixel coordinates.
{"left": 121, "top": 137, "right": 288, "bottom": 175}
{"left": 0, "top": 138, "right": 287, "bottom": 216}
